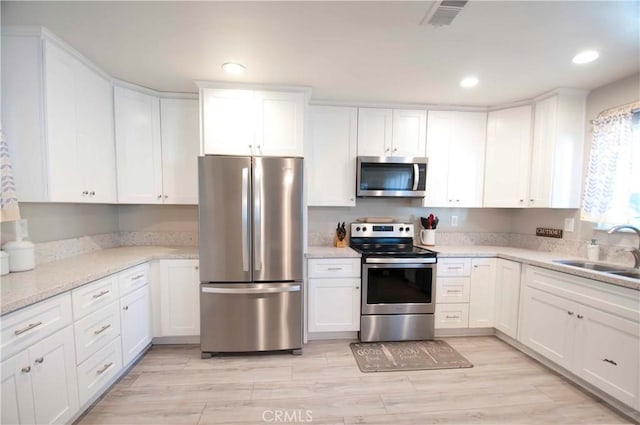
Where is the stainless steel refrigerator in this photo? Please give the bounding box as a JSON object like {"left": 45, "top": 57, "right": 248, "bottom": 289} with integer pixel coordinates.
{"left": 198, "top": 155, "right": 303, "bottom": 355}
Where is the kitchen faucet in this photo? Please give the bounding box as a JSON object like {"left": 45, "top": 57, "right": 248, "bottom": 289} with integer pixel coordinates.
{"left": 607, "top": 224, "right": 640, "bottom": 269}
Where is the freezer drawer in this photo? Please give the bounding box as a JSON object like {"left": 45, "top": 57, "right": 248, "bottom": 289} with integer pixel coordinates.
{"left": 200, "top": 283, "right": 302, "bottom": 353}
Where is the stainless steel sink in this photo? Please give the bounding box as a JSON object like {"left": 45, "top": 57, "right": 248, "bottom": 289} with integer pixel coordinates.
{"left": 553, "top": 260, "right": 640, "bottom": 280}
{"left": 553, "top": 260, "right": 626, "bottom": 272}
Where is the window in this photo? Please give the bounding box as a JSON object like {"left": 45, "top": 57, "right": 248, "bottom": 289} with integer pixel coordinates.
{"left": 581, "top": 105, "right": 640, "bottom": 227}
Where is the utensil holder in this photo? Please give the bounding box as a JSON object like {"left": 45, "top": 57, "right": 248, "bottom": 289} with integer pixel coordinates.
{"left": 334, "top": 236, "right": 347, "bottom": 248}
{"left": 420, "top": 229, "right": 436, "bottom": 246}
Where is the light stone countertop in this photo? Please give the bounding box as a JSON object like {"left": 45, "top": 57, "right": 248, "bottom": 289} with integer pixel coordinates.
{"left": 418, "top": 244, "right": 640, "bottom": 292}
{"left": 306, "top": 246, "right": 361, "bottom": 258}
{"left": 1, "top": 246, "right": 198, "bottom": 316}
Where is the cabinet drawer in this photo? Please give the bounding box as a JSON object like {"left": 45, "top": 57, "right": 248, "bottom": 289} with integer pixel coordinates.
{"left": 118, "top": 263, "right": 149, "bottom": 296}
{"left": 435, "top": 303, "right": 469, "bottom": 329}
{"left": 72, "top": 275, "right": 119, "bottom": 320}
{"left": 1, "top": 293, "right": 73, "bottom": 361}
{"left": 74, "top": 302, "right": 122, "bottom": 364}
{"left": 436, "top": 277, "right": 471, "bottom": 304}
{"left": 76, "top": 336, "right": 123, "bottom": 406}
{"left": 437, "top": 258, "right": 471, "bottom": 277}
{"left": 308, "top": 258, "right": 361, "bottom": 278}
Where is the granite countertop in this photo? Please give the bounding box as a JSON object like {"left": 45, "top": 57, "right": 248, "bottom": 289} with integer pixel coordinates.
{"left": 418, "top": 244, "right": 640, "bottom": 292}
{"left": 1, "top": 246, "right": 198, "bottom": 316}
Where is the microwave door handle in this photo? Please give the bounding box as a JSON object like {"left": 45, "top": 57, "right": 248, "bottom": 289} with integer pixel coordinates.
{"left": 412, "top": 163, "right": 420, "bottom": 191}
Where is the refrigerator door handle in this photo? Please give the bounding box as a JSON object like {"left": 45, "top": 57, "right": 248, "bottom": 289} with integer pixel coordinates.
{"left": 202, "top": 285, "right": 301, "bottom": 294}
{"left": 241, "top": 167, "right": 250, "bottom": 272}
{"left": 254, "top": 161, "right": 263, "bottom": 271}
{"left": 412, "top": 163, "right": 420, "bottom": 191}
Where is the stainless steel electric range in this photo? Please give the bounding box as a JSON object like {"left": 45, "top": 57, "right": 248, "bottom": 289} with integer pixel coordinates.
{"left": 349, "top": 222, "right": 438, "bottom": 342}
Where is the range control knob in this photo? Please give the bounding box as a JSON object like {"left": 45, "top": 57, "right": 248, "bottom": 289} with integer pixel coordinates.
{"left": 356, "top": 227, "right": 361, "bottom": 232}
{"left": 362, "top": 226, "right": 368, "bottom": 232}
{"left": 404, "top": 227, "right": 410, "bottom": 232}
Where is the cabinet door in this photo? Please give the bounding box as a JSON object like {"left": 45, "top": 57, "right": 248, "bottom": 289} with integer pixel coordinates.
{"left": 307, "top": 106, "right": 357, "bottom": 206}
{"left": 29, "top": 326, "right": 79, "bottom": 425}
{"left": 424, "top": 111, "right": 452, "bottom": 207}
{"left": 435, "top": 277, "right": 470, "bottom": 304}
{"left": 75, "top": 60, "right": 117, "bottom": 203}
{"left": 493, "top": 259, "right": 521, "bottom": 339}
{"left": 43, "top": 40, "right": 82, "bottom": 202}
{"left": 391, "top": 109, "right": 426, "bottom": 157}
{"left": 120, "top": 285, "right": 151, "bottom": 365}
{"left": 435, "top": 303, "right": 470, "bottom": 329}
{"left": 529, "top": 96, "right": 557, "bottom": 208}
{"left": 201, "top": 88, "right": 254, "bottom": 156}
{"left": 159, "top": 260, "right": 200, "bottom": 337}
{"left": 357, "top": 108, "right": 392, "bottom": 156}
{"left": 519, "top": 285, "right": 576, "bottom": 370}
{"left": 468, "top": 258, "right": 496, "bottom": 328}
{"left": 448, "top": 112, "right": 487, "bottom": 207}
{"left": 1, "top": 351, "right": 36, "bottom": 425}
{"left": 254, "top": 91, "right": 304, "bottom": 157}
{"left": 114, "top": 86, "right": 163, "bottom": 203}
{"left": 308, "top": 278, "right": 360, "bottom": 332}
{"left": 576, "top": 305, "right": 640, "bottom": 408}
{"left": 160, "top": 98, "right": 199, "bottom": 204}
{"left": 483, "top": 105, "right": 532, "bottom": 207}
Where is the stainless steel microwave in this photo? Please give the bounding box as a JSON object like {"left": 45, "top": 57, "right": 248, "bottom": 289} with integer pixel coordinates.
{"left": 356, "top": 156, "right": 428, "bottom": 198}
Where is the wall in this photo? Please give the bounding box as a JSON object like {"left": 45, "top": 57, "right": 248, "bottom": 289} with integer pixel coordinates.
{"left": 117, "top": 205, "right": 197, "bottom": 232}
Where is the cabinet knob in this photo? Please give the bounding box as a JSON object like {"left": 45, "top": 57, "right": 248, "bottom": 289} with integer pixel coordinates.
{"left": 519, "top": 199, "right": 524, "bottom": 203}
{"left": 529, "top": 199, "right": 534, "bottom": 202}
{"left": 157, "top": 195, "right": 162, "bottom": 199}
{"left": 350, "top": 197, "right": 354, "bottom": 201}
{"left": 385, "top": 148, "right": 390, "bottom": 152}
{"left": 456, "top": 199, "right": 460, "bottom": 202}
{"left": 82, "top": 191, "right": 89, "bottom": 195}
{"left": 577, "top": 314, "right": 584, "bottom": 319}
{"left": 35, "top": 357, "right": 44, "bottom": 364}
{"left": 393, "top": 148, "right": 397, "bottom": 152}
{"left": 21, "top": 366, "right": 31, "bottom": 373}
{"left": 567, "top": 311, "right": 574, "bottom": 316}
{"left": 448, "top": 199, "right": 453, "bottom": 202}
{"left": 355, "top": 286, "right": 360, "bottom": 290}
{"left": 123, "top": 306, "right": 129, "bottom": 311}
{"left": 249, "top": 144, "right": 252, "bottom": 148}
{"left": 90, "top": 191, "right": 96, "bottom": 196}
{"left": 164, "top": 195, "right": 168, "bottom": 199}
{"left": 195, "top": 266, "right": 199, "bottom": 270}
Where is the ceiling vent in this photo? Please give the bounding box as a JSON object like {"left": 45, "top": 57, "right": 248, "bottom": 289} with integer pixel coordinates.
{"left": 421, "top": 0, "right": 469, "bottom": 27}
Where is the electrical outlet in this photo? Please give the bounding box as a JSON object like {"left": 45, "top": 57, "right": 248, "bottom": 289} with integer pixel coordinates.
{"left": 564, "top": 218, "right": 575, "bottom": 232}
{"left": 451, "top": 215, "right": 458, "bottom": 227}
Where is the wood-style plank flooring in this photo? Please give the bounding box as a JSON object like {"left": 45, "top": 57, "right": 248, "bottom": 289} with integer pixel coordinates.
{"left": 76, "top": 336, "right": 631, "bottom": 424}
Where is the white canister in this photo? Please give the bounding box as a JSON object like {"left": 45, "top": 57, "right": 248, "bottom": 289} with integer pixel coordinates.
{"left": 420, "top": 229, "right": 436, "bottom": 246}
{"left": 3, "top": 240, "right": 35, "bottom": 272}
{"left": 1, "top": 250, "right": 9, "bottom": 275}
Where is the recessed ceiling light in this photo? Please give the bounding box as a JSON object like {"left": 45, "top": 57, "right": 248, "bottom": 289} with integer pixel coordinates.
{"left": 460, "top": 76, "right": 479, "bottom": 88}
{"left": 572, "top": 50, "right": 599, "bottom": 64}
{"left": 222, "top": 62, "right": 246, "bottom": 74}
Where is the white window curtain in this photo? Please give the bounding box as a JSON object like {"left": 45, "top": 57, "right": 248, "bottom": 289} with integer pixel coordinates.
{"left": 581, "top": 101, "right": 640, "bottom": 225}
{"left": 0, "top": 121, "right": 21, "bottom": 222}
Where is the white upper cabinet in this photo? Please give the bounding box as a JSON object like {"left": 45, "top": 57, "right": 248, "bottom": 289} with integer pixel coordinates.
{"left": 357, "top": 108, "right": 426, "bottom": 157}
{"left": 2, "top": 33, "right": 116, "bottom": 203}
{"left": 424, "top": 111, "right": 487, "bottom": 207}
{"left": 307, "top": 106, "right": 358, "bottom": 206}
{"left": 200, "top": 87, "right": 306, "bottom": 157}
{"left": 115, "top": 86, "right": 164, "bottom": 204}
{"left": 115, "top": 87, "right": 199, "bottom": 204}
{"left": 529, "top": 91, "right": 587, "bottom": 208}
{"left": 160, "top": 98, "right": 200, "bottom": 204}
{"left": 483, "top": 105, "right": 533, "bottom": 207}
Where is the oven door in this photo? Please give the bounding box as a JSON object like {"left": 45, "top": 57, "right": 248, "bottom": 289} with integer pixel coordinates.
{"left": 361, "top": 259, "right": 436, "bottom": 315}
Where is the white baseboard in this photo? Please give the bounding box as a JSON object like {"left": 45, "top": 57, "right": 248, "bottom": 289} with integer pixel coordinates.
{"left": 435, "top": 327, "right": 494, "bottom": 337}
{"left": 152, "top": 335, "right": 200, "bottom": 345}
{"left": 307, "top": 331, "right": 358, "bottom": 341}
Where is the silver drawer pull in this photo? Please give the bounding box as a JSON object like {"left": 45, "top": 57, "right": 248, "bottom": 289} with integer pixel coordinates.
{"left": 92, "top": 290, "right": 110, "bottom": 299}
{"left": 131, "top": 274, "right": 145, "bottom": 281}
{"left": 327, "top": 267, "right": 342, "bottom": 271}
{"left": 445, "top": 315, "right": 459, "bottom": 319}
{"left": 34, "top": 357, "right": 44, "bottom": 364}
{"left": 15, "top": 321, "right": 43, "bottom": 336}
{"left": 94, "top": 324, "right": 112, "bottom": 335}
{"left": 567, "top": 311, "right": 574, "bottom": 316}
{"left": 21, "top": 366, "right": 31, "bottom": 373}
{"left": 446, "top": 290, "right": 462, "bottom": 294}
{"left": 447, "top": 266, "right": 463, "bottom": 270}
{"left": 577, "top": 314, "right": 584, "bottom": 319}
{"left": 602, "top": 358, "right": 617, "bottom": 366}
{"left": 96, "top": 362, "right": 114, "bottom": 375}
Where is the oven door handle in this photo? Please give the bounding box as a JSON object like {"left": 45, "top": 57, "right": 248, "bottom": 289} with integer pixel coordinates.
{"left": 365, "top": 257, "right": 436, "bottom": 264}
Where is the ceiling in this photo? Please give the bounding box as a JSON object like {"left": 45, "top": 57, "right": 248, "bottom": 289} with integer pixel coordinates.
{"left": 2, "top": 1, "right": 639, "bottom": 107}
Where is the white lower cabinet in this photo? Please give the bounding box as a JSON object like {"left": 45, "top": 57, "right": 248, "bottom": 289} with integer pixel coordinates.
{"left": 120, "top": 284, "right": 151, "bottom": 365}
{"left": 76, "top": 337, "right": 123, "bottom": 406}
{"left": 468, "top": 258, "right": 497, "bottom": 328}
{"left": 435, "top": 303, "right": 469, "bottom": 329}
{"left": 73, "top": 302, "right": 121, "bottom": 364}
{"left": 519, "top": 265, "right": 640, "bottom": 409}
{"left": 3, "top": 326, "right": 80, "bottom": 425}
{"left": 159, "top": 259, "right": 200, "bottom": 337}
{"left": 307, "top": 258, "right": 361, "bottom": 333}
{"left": 493, "top": 259, "right": 521, "bottom": 338}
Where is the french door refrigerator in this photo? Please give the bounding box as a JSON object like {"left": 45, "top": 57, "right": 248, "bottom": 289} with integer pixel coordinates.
{"left": 198, "top": 155, "right": 303, "bottom": 355}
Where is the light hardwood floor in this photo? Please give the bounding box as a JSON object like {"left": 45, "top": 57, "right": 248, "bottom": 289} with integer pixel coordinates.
{"left": 76, "top": 336, "right": 631, "bottom": 424}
